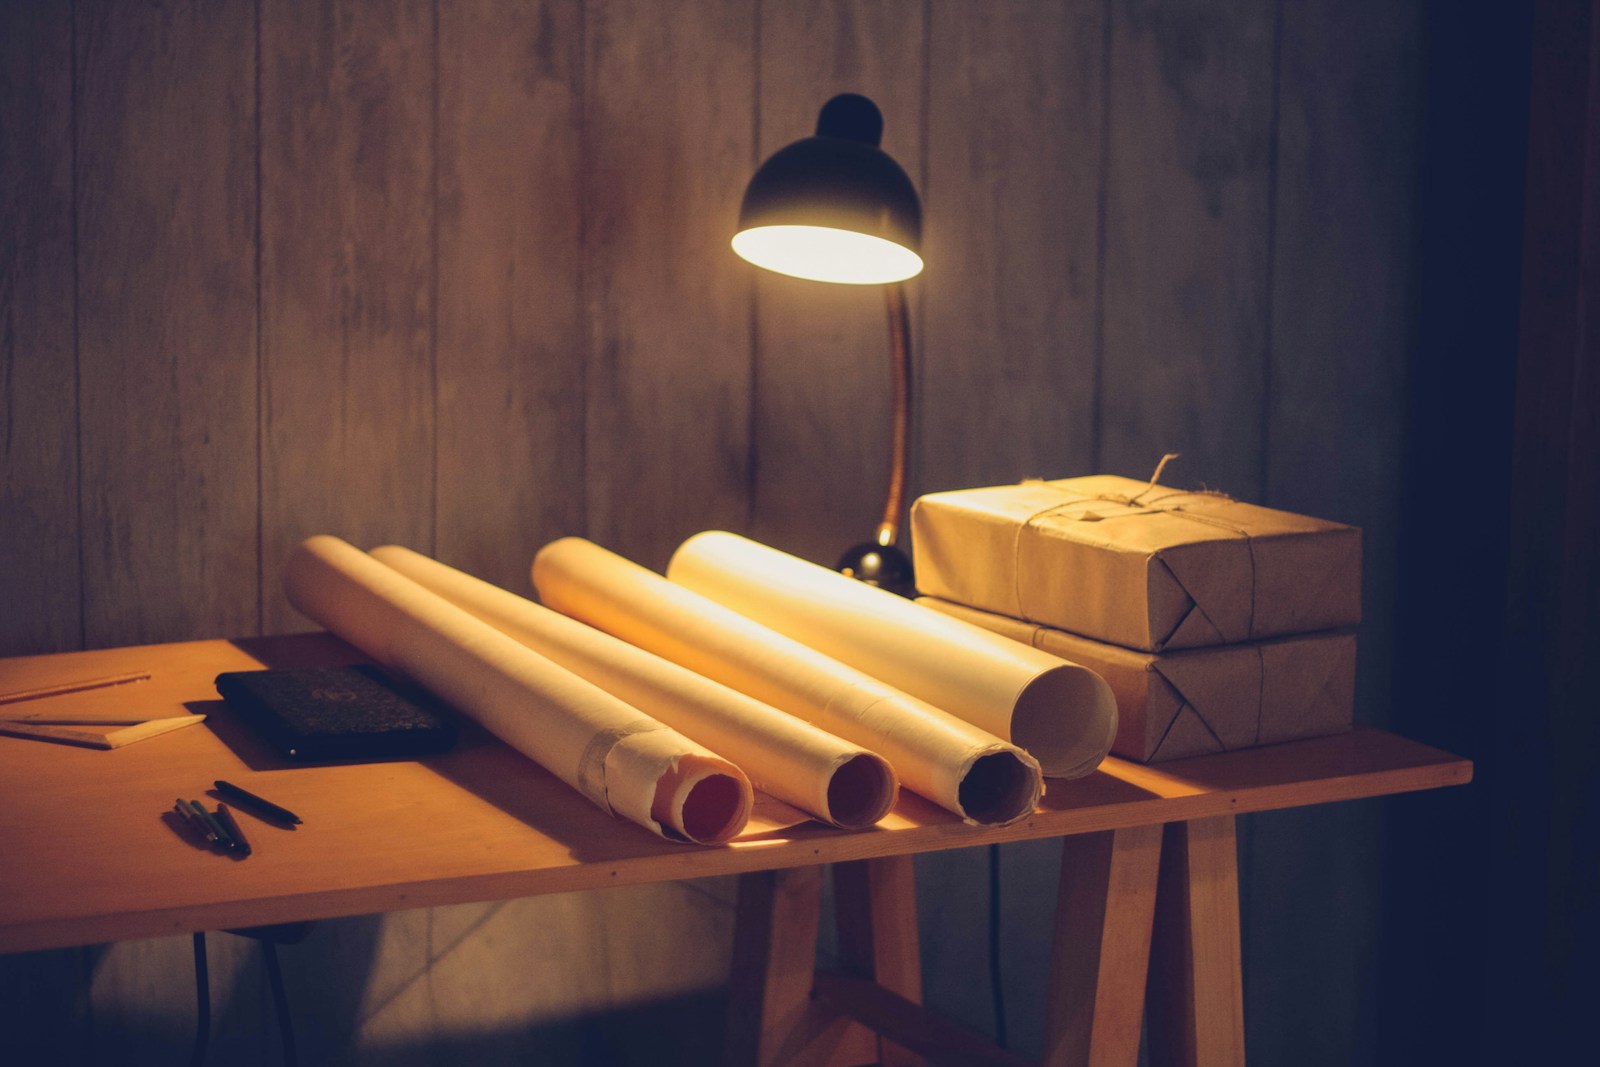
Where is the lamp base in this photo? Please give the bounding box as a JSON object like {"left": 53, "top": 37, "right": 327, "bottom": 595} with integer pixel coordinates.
{"left": 836, "top": 542, "right": 915, "bottom": 599}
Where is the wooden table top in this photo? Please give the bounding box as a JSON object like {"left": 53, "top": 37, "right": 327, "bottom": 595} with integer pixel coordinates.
{"left": 0, "top": 633, "right": 1472, "bottom": 955}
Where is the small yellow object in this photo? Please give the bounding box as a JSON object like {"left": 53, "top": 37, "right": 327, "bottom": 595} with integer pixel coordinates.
{"left": 0, "top": 714, "right": 206, "bottom": 750}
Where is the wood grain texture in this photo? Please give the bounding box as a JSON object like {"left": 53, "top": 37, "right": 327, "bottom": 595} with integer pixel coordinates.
{"left": 0, "top": 1, "right": 78, "bottom": 658}
{"left": 1243, "top": 3, "right": 1423, "bottom": 1062}
{"left": 0, "top": 2, "right": 1455, "bottom": 1060}
{"left": 747, "top": 0, "right": 924, "bottom": 566}
{"left": 1042, "top": 823, "right": 1161, "bottom": 1067}
{"left": 834, "top": 854, "right": 924, "bottom": 1067}
{"left": 1146, "top": 816, "right": 1245, "bottom": 1067}
{"left": 813, "top": 971, "right": 1031, "bottom": 1067}
{"left": 75, "top": 0, "right": 258, "bottom": 647}
{"left": 1098, "top": 0, "right": 1276, "bottom": 495}
{"left": 573, "top": 8, "right": 764, "bottom": 1031}
{"left": 583, "top": 0, "right": 756, "bottom": 572}
{"left": 435, "top": 0, "right": 586, "bottom": 592}
{"left": 0, "top": 633, "right": 1470, "bottom": 956}
{"left": 1264, "top": 0, "right": 1419, "bottom": 718}
{"left": 726, "top": 865, "right": 874, "bottom": 1067}
{"left": 260, "top": 0, "right": 435, "bottom": 631}
{"left": 920, "top": 0, "right": 1103, "bottom": 494}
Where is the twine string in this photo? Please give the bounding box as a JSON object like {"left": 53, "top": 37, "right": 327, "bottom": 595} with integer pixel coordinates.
{"left": 1006, "top": 455, "right": 1255, "bottom": 631}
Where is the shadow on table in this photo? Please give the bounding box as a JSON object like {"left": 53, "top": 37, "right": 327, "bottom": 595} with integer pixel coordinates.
{"left": 420, "top": 720, "right": 707, "bottom": 863}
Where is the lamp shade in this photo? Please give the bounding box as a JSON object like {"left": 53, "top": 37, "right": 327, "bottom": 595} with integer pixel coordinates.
{"left": 733, "top": 94, "right": 923, "bottom": 285}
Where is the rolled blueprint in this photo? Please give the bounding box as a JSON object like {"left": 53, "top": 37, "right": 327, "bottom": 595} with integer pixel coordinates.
{"left": 284, "top": 535, "right": 752, "bottom": 844}
{"left": 668, "top": 531, "right": 1119, "bottom": 779}
{"left": 532, "top": 537, "right": 1043, "bottom": 826}
{"left": 369, "top": 544, "right": 897, "bottom": 830}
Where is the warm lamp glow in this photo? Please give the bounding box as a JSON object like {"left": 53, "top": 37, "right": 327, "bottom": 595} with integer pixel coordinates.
{"left": 732, "top": 225, "right": 924, "bottom": 285}
{"left": 731, "top": 92, "right": 923, "bottom": 593}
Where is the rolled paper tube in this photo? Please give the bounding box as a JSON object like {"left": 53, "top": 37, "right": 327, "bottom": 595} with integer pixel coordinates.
{"left": 370, "top": 545, "right": 897, "bottom": 830}
{"left": 284, "top": 535, "right": 752, "bottom": 844}
{"left": 668, "top": 531, "right": 1119, "bottom": 779}
{"left": 532, "top": 537, "right": 1042, "bottom": 826}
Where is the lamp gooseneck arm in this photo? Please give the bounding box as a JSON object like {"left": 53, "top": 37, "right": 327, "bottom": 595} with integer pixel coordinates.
{"left": 877, "top": 283, "right": 912, "bottom": 548}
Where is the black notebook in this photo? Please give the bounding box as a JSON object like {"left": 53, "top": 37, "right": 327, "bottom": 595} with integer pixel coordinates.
{"left": 214, "top": 665, "right": 457, "bottom": 762}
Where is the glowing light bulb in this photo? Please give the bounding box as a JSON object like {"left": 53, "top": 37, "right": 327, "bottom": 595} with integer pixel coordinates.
{"left": 732, "top": 225, "right": 923, "bottom": 285}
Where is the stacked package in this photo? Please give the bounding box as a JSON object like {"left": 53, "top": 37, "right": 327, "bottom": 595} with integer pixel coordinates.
{"left": 911, "top": 475, "right": 1361, "bottom": 762}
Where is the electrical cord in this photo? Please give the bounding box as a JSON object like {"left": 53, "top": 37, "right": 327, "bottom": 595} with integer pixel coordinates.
{"left": 989, "top": 843, "right": 1007, "bottom": 1048}
{"left": 189, "top": 932, "right": 211, "bottom": 1067}
{"left": 262, "top": 941, "right": 299, "bottom": 1067}
{"left": 192, "top": 925, "right": 302, "bottom": 1067}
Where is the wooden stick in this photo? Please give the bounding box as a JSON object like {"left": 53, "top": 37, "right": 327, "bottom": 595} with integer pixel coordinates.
{"left": 1042, "top": 823, "right": 1163, "bottom": 1067}
{"left": 104, "top": 716, "right": 207, "bottom": 748}
{"left": 0, "top": 722, "right": 114, "bottom": 748}
{"left": 2, "top": 713, "right": 174, "bottom": 725}
{"left": 813, "top": 973, "right": 1032, "bottom": 1067}
{"left": 834, "top": 855, "right": 924, "bottom": 1067}
{"left": 0, "top": 714, "right": 205, "bottom": 750}
{"left": 0, "top": 671, "right": 152, "bottom": 707}
{"left": 1146, "top": 816, "right": 1245, "bottom": 1066}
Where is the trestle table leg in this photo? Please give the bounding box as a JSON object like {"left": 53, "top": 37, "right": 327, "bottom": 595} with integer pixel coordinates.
{"left": 1042, "top": 822, "right": 1164, "bottom": 1067}
{"left": 725, "top": 864, "right": 874, "bottom": 1067}
{"left": 831, "top": 855, "right": 925, "bottom": 1067}
{"left": 1145, "top": 815, "right": 1246, "bottom": 1066}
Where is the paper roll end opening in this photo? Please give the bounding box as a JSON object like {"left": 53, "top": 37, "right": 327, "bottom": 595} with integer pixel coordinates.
{"left": 677, "top": 772, "right": 750, "bottom": 844}
{"left": 957, "top": 751, "right": 1040, "bottom": 825}
{"left": 825, "top": 753, "right": 897, "bottom": 829}
{"left": 1012, "top": 667, "right": 1119, "bottom": 778}
{"left": 650, "top": 753, "right": 752, "bottom": 844}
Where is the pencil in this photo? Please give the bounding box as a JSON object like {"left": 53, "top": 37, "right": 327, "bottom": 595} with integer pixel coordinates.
{"left": 0, "top": 671, "right": 151, "bottom": 707}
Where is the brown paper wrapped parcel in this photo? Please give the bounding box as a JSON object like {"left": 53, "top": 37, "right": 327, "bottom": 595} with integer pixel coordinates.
{"left": 911, "top": 475, "right": 1362, "bottom": 652}
{"left": 923, "top": 597, "right": 1356, "bottom": 763}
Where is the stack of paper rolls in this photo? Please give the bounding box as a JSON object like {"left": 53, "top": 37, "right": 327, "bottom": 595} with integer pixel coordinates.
{"left": 284, "top": 535, "right": 753, "bottom": 844}
{"left": 532, "top": 537, "right": 1044, "bottom": 825}
{"left": 666, "top": 531, "right": 1119, "bottom": 780}
{"left": 369, "top": 544, "right": 898, "bottom": 830}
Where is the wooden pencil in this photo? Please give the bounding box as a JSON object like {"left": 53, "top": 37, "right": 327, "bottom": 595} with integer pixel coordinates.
{"left": 0, "top": 671, "right": 152, "bottom": 707}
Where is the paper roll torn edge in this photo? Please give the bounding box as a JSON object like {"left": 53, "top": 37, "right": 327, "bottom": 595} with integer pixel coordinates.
{"left": 532, "top": 537, "right": 1042, "bottom": 826}
{"left": 957, "top": 748, "right": 1044, "bottom": 825}
{"left": 652, "top": 753, "right": 753, "bottom": 844}
{"left": 285, "top": 535, "right": 752, "bottom": 845}
{"left": 368, "top": 544, "right": 897, "bottom": 830}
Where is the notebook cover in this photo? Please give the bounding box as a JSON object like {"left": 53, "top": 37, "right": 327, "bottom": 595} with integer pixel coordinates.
{"left": 214, "top": 665, "right": 457, "bottom": 762}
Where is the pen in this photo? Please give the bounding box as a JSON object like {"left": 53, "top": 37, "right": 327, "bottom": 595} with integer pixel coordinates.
{"left": 213, "top": 804, "right": 252, "bottom": 857}
{"left": 177, "top": 798, "right": 219, "bottom": 846}
{"left": 189, "top": 799, "right": 233, "bottom": 851}
{"left": 174, "top": 799, "right": 211, "bottom": 843}
{"left": 214, "top": 780, "right": 302, "bottom": 825}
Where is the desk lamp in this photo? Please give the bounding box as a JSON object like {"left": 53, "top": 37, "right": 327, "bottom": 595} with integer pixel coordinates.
{"left": 732, "top": 93, "right": 923, "bottom": 597}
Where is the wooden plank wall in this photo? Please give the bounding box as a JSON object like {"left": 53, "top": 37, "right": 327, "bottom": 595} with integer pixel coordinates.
{"left": 0, "top": 0, "right": 1425, "bottom": 1062}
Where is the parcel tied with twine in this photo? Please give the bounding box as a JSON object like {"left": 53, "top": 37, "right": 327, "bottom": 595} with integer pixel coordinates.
{"left": 921, "top": 596, "right": 1356, "bottom": 763}
{"left": 910, "top": 473, "right": 1362, "bottom": 653}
